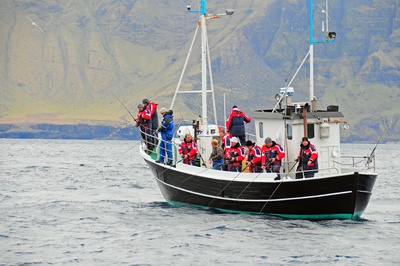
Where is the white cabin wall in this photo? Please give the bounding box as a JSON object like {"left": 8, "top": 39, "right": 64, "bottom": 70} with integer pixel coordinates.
{"left": 291, "top": 119, "right": 342, "bottom": 176}
{"left": 254, "top": 115, "right": 343, "bottom": 176}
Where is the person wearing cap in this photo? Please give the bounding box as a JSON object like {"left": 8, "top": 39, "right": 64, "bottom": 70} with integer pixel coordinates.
{"left": 245, "top": 140, "right": 263, "bottom": 173}
{"left": 178, "top": 134, "right": 198, "bottom": 165}
{"left": 136, "top": 103, "right": 152, "bottom": 154}
{"left": 295, "top": 137, "right": 319, "bottom": 179}
{"left": 155, "top": 107, "right": 174, "bottom": 165}
{"left": 261, "top": 137, "right": 286, "bottom": 180}
{"left": 225, "top": 105, "right": 251, "bottom": 145}
{"left": 224, "top": 136, "right": 245, "bottom": 172}
{"left": 142, "top": 98, "right": 159, "bottom": 147}
{"left": 209, "top": 139, "right": 224, "bottom": 170}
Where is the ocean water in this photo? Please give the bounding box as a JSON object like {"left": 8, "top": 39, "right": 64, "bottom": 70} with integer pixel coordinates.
{"left": 1, "top": 139, "right": 399, "bottom": 265}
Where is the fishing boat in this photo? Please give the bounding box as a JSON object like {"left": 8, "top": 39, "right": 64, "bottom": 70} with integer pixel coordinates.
{"left": 138, "top": 0, "right": 377, "bottom": 220}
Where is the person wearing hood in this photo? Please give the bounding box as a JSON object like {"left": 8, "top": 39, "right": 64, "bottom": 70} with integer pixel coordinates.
{"left": 225, "top": 105, "right": 251, "bottom": 145}
{"left": 295, "top": 137, "right": 319, "bottom": 179}
{"left": 261, "top": 137, "right": 286, "bottom": 180}
{"left": 224, "top": 137, "right": 245, "bottom": 172}
{"left": 155, "top": 108, "right": 174, "bottom": 165}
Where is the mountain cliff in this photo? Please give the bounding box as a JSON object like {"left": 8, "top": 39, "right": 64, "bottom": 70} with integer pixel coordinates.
{"left": 0, "top": 0, "right": 399, "bottom": 142}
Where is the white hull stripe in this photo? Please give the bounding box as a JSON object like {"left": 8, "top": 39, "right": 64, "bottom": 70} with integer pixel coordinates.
{"left": 155, "top": 178, "right": 364, "bottom": 202}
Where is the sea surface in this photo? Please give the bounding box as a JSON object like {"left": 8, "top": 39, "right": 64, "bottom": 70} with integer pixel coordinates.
{"left": 1, "top": 139, "right": 399, "bottom": 265}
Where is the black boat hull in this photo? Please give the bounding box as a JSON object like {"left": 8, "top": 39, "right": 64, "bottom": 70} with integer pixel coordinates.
{"left": 145, "top": 159, "right": 377, "bottom": 220}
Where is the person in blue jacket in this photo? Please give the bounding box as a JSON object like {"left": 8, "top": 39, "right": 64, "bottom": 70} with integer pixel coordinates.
{"left": 156, "top": 108, "right": 174, "bottom": 165}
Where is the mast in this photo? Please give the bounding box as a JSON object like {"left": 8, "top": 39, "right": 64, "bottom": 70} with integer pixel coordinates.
{"left": 172, "top": 1, "right": 233, "bottom": 132}
{"left": 200, "top": 2, "right": 208, "bottom": 132}
{"left": 182, "top": 1, "right": 233, "bottom": 167}
{"left": 309, "top": 0, "right": 336, "bottom": 110}
{"left": 309, "top": 0, "right": 315, "bottom": 104}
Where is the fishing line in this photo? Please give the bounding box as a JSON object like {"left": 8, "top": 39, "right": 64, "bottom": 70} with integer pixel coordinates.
{"left": 258, "top": 161, "right": 298, "bottom": 214}
{"left": 235, "top": 171, "right": 263, "bottom": 199}
{"left": 100, "top": 121, "right": 133, "bottom": 140}
{"left": 207, "top": 167, "right": 248, "bottom": 207}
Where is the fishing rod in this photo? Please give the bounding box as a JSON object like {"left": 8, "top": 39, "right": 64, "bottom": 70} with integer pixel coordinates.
{"left": 366, "top": 124, "right": 389, "bottom": 166}
{"left": 197, "top": 152, "right": 208, "bottom": 168}
{"left": 106, "top": 90, "right": 137, "bottom": 122}
{"left": 288, "top": 160, "right": 298, "bottom": 173}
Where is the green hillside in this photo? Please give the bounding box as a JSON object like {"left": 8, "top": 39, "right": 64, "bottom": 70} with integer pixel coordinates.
{"left": 0, "top": 0, "right": 399, "bottom": 142}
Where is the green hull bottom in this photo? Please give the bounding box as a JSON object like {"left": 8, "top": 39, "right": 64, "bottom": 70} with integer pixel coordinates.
{"left": 168, "top": 201, "right": 363, "bottom": 220}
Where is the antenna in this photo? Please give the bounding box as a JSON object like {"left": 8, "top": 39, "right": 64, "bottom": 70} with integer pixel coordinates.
{"left": 172, "top": 1, "right": 234, "bottom": 131}
{"left": 309, "top": 0, "right": 336, "bottom": 107}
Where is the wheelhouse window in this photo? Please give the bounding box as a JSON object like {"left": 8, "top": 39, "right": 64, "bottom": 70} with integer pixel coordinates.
{"left": 259, "top": 122, "right": 264, "bottom": 139}
{"left": 307, "top": 124, "right": 315, "bottom": 139}
{"left": 286, "top": 124, "right": 292, "bottom": 140}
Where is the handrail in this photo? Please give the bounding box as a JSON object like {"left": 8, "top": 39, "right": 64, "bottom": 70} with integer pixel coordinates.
{"left": 138, "top": 126, "right": 376, "bottom": 173}
{"left": 336, "top": 155, "right": 376, "bottom": 171}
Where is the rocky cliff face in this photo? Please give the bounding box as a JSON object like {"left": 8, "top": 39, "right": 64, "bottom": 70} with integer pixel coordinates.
{"left": 0, "top": 0, "right": 399, "bottom": 141}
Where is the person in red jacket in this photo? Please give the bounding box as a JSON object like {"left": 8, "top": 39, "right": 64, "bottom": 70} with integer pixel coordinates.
{"left": 135, "top": 103, "right": 152, "bottom": 154}
{"left": 178, "top": 134, "right": 198, "bottom": 165}
{"left": 225, "top": 106, "right": 251, "bottom": 145}
{"left": 295, "top": 137, "right": 319, "bottom": 179}
{"left": 224, "top": 137, "right": 245, "bottom": 172}
{"left": 220, "top": 130, "right": 232, "bottom": 150}
{"left": 142, "top": 98, "right": 159, "bottom": 149}
{"left": 261, "top": 137, "right": 286, "bottom": 180}
{"left": 245, "top": 140, "right": 263, "bottom": 173}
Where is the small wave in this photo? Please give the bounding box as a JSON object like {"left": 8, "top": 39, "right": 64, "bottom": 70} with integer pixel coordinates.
{"left": 79, "top": 217, "right": 99, "bottom": 221}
